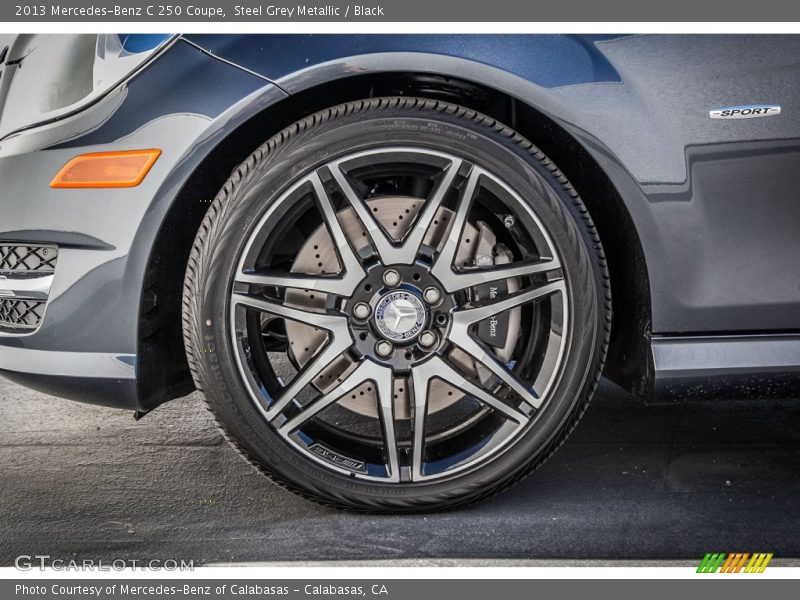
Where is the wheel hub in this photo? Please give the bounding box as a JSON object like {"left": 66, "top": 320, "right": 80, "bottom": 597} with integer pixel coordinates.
{"left": 283, "top": 196, "right": 472, "bottom": 419}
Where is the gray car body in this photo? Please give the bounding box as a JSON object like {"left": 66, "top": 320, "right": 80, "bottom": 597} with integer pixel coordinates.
{"left": 1, "top": 34, "right": 799, "bottom": 411}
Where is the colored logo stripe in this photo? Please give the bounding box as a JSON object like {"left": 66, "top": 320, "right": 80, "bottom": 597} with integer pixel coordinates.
{"left": 697, "top": 553, "right": 726, "bottom": 573}
{"left": 745, "top": 553, "right": 773, "bottom": 573}
{"left": 720, "top": 553, "right": 749, "bottom": 573}
{"left": 697, "top": 552, "right": 773, "bottom": 573}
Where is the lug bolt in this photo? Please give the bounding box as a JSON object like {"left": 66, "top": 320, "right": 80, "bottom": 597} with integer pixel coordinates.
{"left": 423, "top": 286, "right": 441, "bottom": 305}
{"left": 503, "top": 215, "right": 515, "bottom": 229}
{"left": 418, "top": 330, "right": 437, "bottom": 348}
{"left": 382, "top": 269, "right": 401, "bottom": 287}
{"left": 353, "top": 302, "right": 371, "bottom": 320}
{"left": 375, "top": 340, "right": 394, "bottom": 358}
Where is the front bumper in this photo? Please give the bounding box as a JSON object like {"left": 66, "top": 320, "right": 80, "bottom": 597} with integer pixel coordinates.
{"left": 0, "top": 38, "right": 271, "bottom": 409}
{"left": 0, "top": 114, "right": 200, "bottom": 407}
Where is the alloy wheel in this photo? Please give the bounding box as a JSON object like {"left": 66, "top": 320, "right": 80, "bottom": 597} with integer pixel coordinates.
{"left": 228, "top": 147, "right": 569, "bottom": 483}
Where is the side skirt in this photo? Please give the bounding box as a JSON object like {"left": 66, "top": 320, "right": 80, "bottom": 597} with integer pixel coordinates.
{"left": 648, "top": 334, "right": 800, "bottom": 402}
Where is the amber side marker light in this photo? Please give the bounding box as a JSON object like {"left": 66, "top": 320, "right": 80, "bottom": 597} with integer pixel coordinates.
{"left": 50, "top": 149, "right": 162, "bottom": 188}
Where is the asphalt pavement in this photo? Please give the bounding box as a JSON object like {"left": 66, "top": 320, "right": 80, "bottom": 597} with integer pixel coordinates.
{"left": 1, "top": 375, "right": 799, "bottom": 565}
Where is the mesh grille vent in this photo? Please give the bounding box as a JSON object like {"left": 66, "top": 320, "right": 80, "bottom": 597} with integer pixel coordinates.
{"left": 0, "top": 244, "right": 58, "bottom": 273}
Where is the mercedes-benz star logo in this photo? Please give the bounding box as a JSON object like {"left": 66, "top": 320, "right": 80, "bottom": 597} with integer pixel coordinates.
{"left": 384, "top": 299, "right": 418, "bottom": 332}
{"left": 374, "top": 291, "right": 426, "bottom": 341}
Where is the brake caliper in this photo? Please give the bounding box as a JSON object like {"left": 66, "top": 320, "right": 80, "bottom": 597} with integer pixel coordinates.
{"left": 470, "top": 222, "right": 520, "bottom": 361}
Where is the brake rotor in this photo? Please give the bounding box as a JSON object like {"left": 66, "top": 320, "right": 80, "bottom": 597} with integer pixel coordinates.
{"left": 282, "top": 196, "right": 512, "bottom": 419}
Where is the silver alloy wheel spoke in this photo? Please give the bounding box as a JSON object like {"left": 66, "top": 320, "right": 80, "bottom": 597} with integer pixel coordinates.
{"left": 435, "top": 256, "right": 561, "bottom": 293}
{"left": 410, "top": 362, "right": 430, "bottom": 480}
{"left": 231, "top": 292, "right": 349, "bottom": 330}
{"left": 328, "top": 163, "right": 398, "bottom": 263}
{"left": 450, "top": 334, "right": 541, "bottom": 411}
{"left": 453, "top": 279, "right": 566, "bottom": 326}
{"left": 392, "top": 157, "right": 463, "bottom": 263}
{"left": 328, "top": 154, "right": 464, "bottom": 265}
{"left": 279, "top": 360, "right": 399, "bottom": 481}
{"left": 374, "top": 364, "right": 401, "bottom": 482}
{"left": 235, "top": 172, "right": 364, "bottom": 296}
{"left": 429, "top": 165, "right": 562, "bottom": 294}
{"left": 308, "top": 171, "right": 366, "bottom": 283}
{"left": 448, "top": 280, "right": 567, "bottom": 410}
{"left": 231, "top": 293, "right": 353, "bottom": 419}
{"left": 264, "top": 343, "right": 351, "bottom": 421}
{"left": 235, "top": 271, "right": 356, "bottom": 295}
{"left": 416, "top": 356, "right": 529, "bottom": 423}
{"left": 410, "top": 356, "right": 528, "bottom": 480}
{"left": 429, "top": 166, "right": 482, "bottom": 289}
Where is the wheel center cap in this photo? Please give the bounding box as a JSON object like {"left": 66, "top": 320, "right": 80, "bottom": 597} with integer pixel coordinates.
{"left": 374, "top": 291, "right": 426, "bottom": 342}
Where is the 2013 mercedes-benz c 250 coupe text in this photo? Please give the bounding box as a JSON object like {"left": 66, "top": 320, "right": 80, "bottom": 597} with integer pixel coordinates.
{"left": 1, "top": 34, "right": 798, "bottom": 511}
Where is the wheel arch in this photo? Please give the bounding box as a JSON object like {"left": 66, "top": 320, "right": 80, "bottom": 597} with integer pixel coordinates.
{"left": 138, "top": 65, "right": 652, "bottom": 410}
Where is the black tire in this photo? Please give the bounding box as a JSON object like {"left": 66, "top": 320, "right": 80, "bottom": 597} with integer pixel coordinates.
{"left": 182, "top": 97, "right": 611, "bottom": 512}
